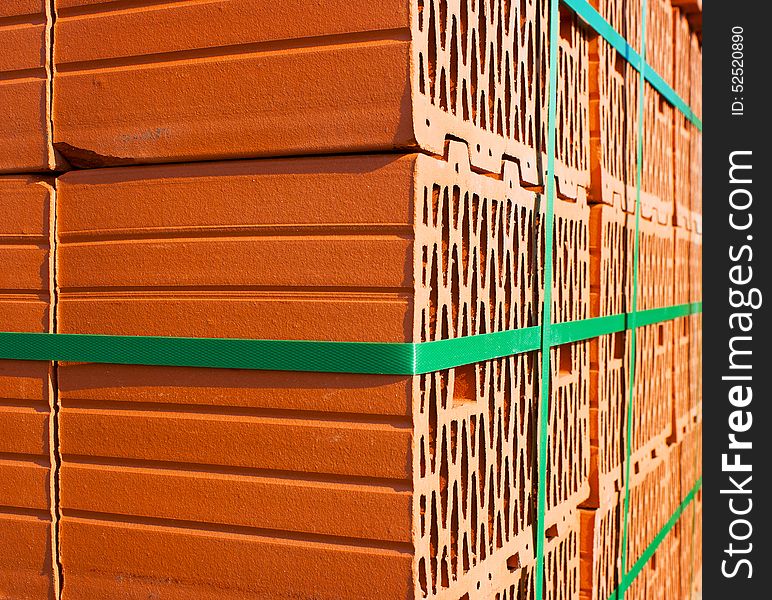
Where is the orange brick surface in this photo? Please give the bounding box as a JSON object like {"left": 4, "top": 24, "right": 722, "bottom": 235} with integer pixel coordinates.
{"left": 55, "top": 146, "right": 544, "bottom": 599}
{"left": 579, "top": 497, "right": 620, "bottom": 600}
{"left": 53, "top": 0, "right": 590, "bottom": 195}
{"left": 0, "top": 1, "right": 56, "bottom": 172}
{"left": 0, "top": 176, "right": 58, "bottom": 600}
{"left": 585, "top": 204, "right": 633, "bottom": 506}
{"left": 588, "top": 0, "right": 638, "bottom": 211}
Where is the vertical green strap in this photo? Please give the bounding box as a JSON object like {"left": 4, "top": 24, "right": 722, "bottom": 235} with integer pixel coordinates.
{"left": 534, "top": 0, "right": 560, "bottom": 596}
{"left": 619, "top": 1, "right": 647, "bottom": 597}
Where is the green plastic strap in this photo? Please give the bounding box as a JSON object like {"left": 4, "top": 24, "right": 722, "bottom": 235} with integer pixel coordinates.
{"left": 550, "top": 314, "right": 627, "bottom": 345}
{"left": 545, "top": 303, "right": 702, "bottom": 346}
{"left": 0, "top": 328, "right": 540, "bottom": 376}
{"left": 0, "top": 305, "right": 700, "bottom": 374}
{"left": 563, "top": 0, "right": 643, "bottom": 71}
{"left": 563, "top": 0, "right": 702, "bottom": 131}
{"left": 618, "top": 1, "right": 647, "bottom": 597}
{"left": 534, "top": 0, "right": 562, "bottom": 596}
{"left": 0, "top": 331, "right": 418, "bottom": 375}
{"left": 606, "top": 477, "right": 703, "bottom": 600}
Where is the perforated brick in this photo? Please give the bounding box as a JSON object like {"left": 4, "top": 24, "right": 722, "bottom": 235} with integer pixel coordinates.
{"left": 623, "top": 451, "right": 672, "bottom": 580}
{"left": 55, "top": 146, "right": 545, "bottom": 599}
{"left": 543, "top": 511, "right": 581, "bottom": 600}
{"left": 0, "top": 175, "right": 58, "bottom": 600}
{"left": 672, "top": 11, "right": 691, "bottom": 103}
{"left": 689, "top": 34, "right": 702, "bottom": 120}
{"left": 587, "top": 0, "right": 638, "bottom": 211}
{"left": 636, "top": 217, "right": 675, "bottom": 312}
{"left": 689, "top": 128, "right": 702, "bottom": 233}
{"left": 673, "top": 114, "right": 693, "bottom": 230}
{"left": 53, "top": 0, "right": 590, "bottom": 193}
{"left": 641, "top": 84, "right": 675, "bottom": 226}
{"left": 0, "top": 2, "right": 57, "bottom": 172}
{"left": 414, "top": 145, "right": 541, "bottom": 598}
{"left": 543, "top": 194, "right": 591, "bottom": 526}
{"left": 645, "top": 0, "right": 674, "bottom": 89}
{"left": 579, "top": 497, "right": 621, "bottom": 600}
{"left": 585, "top": 205, "right": 633, "bottom": 507}
{"left": 540, "top": 5, "right": 592, "bottom": 198}
{"left": 671, "top": 227, "right": 693, "bottom": 441}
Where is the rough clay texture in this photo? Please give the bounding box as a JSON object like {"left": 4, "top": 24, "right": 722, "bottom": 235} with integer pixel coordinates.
{"left": 52, "top": 0, "right": 590, "bottom": 197}
{"left": 0, "top": 175, "right": 58, "bottom": 600}
{"left": 0, "top": 1, "right": 56, "bottom": 172}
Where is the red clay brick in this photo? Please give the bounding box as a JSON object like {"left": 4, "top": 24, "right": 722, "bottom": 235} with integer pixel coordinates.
{"left": 0, "top": 3, "right": 57, "bottom": 172}
{"left": 690, "top": 127, "right": 702, "bottom": 233}
{"left": 585, "top": 204, "right": 633, "bottom": 507}
{"left": 0, "top": 175, "right": 57, "bottom": 600}
{"left": 587, "top": 1, "right": 638, "bottom": 211}
{"left": 542, "top": 194, "right": 592, "bottom": 524}
{"left": 53, "top": 0, "right": 590, "bottom": 194}
{"left": 641, "top": 84, "right": 674, "bottom": 226}
{"left": 580, "top": 497, "right": 621, "bottom": 600}
{"left": 624, "top": 450, "right": 673, "bottom": 579}
{"left": 56, "top": 147, "right": 542, "bottom": 599}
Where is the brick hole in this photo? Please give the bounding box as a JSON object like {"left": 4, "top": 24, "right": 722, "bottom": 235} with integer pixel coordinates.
{"left": 470, "top": 29, "right": 479, "bottom": 123}
{"left": 453, "top": 363, "right": 477, "bottom": 406}
{"left": 613, "top": 331, "right": 625, "bottom": 360}
{"left": 430, "top": 494, "right": 439, "bottom": 589}
{"left": 440, "top": 427, "right": 449, "bottom": 526}
{"left": 507, "top": 552, "right": 522, "bottom": 571}
{"left": 559, "top": 346, "right": 573, "bottom": 375}
{"left": 658, "top": 323, "right": 665, "bottom": 346}
{"left": 478, "top": 0, "right": 488, "bottom": 57}
{"left": 545, "top": 524, "right": 559, "bottom": 539}
{"left": 427, "top": 1, "right": 438, "bottom": 98}
{"left": 419, "top": 557, "right": 428, "bottom": 595}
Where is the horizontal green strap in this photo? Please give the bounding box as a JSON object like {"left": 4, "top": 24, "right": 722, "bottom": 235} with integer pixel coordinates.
{"left": 563, "top": 0, "right": 703, "bottom": 131}
{"left": 0, "top": 331, "right": 419, "bottom": 375}
{"left": 606, "top": 476, "right": 703, "bottom": 600}
{"left": 632, "top": 301, "right": 701, "bottom": 328}
{"left": 551, "top": 314, "right": 626, "bottom": 345}
{"left": 415, "top": 327, "right": 541, "bottom": 372}
{"left": 0, "top": 303, "right": 701, "bottom": 374}
{"left": 551, "top": 302, "right": 702, "bottom": 345}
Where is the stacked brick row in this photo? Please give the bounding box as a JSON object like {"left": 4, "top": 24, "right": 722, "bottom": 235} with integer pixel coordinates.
{"left": 0, "top": 177, "right": 58, "bottom": 600}
{"left": 579, "top": 1, "right": 702, "bottom": 600}
{"left": 0, "top": 1, "right": 700, "bottom": 600}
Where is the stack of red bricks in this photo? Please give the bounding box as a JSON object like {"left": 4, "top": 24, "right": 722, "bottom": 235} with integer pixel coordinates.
{"left": 1, "top": 1, "right": 700, "bottom": 599}
{"left": 579, "top": 1, "right": 703, "bottom": 600}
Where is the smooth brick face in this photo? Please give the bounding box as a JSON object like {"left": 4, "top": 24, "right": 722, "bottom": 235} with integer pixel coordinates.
{"left": 0, "top": 4, "right": 55, "bottom": 172}
{"left": 56, "top": 147, "right": 543, "bottom": 599}
{"left": 0, "top": 176, "right": 57, "bottom": 600}
{"left": 52, "top": 0, "right": 590, "bottom": 193}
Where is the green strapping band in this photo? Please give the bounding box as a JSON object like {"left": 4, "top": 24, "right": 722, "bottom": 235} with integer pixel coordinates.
{"left": 564, "top": 0, "right": 702, "bottom": 131}
{"left": 606, "top": 477, "right": 703, "bottom": 600}
{"left": 619, "top": 1, "right": 647, "bottom": 597}
{"left": 533, "top": 0, "right": 562, "bottom": 595}
{"left": 0, "top": 303, "right": 699, "bottom": 374}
